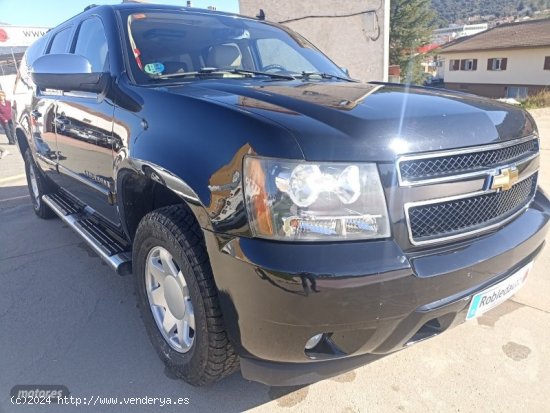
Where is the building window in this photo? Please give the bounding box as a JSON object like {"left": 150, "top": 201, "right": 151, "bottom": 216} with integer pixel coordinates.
{"left": 460, "top": 59, "right": 477, "bottom": 71}
{"left": 506, "top": 86, "right": 528, "bottom": 100}
{"left": 449, "top": 59, "right": 460, "bottom": 71}
{"left": 544, "top": 56, "right": 550, "bottom": 70}
{"left": 487, "top": 58, "right": 507, "bottom": 71}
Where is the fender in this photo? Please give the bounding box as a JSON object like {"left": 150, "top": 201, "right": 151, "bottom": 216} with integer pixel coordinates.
{"left": 114, "top": 157, "right": 213, "bottom": 237}
{"left": 111, "top": 82, "right": 305, "bottom": 239}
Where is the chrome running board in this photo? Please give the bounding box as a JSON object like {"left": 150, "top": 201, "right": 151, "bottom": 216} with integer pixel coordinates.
{"left": 42, "top": 193, "right": 132, "bottom": 275}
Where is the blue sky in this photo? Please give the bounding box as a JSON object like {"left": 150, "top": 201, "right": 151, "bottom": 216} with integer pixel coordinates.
{"left": 0, "top": 0, "right": 240, "bottom": 27}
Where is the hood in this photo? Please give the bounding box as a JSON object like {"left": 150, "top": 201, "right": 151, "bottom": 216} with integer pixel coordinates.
{"left": 168, "top": 80, "right": 537, "bottom": 162}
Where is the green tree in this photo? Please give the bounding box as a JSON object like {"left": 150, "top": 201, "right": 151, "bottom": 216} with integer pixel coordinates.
{"left": 390, "top": 0, "right": 436, "bottom": 84}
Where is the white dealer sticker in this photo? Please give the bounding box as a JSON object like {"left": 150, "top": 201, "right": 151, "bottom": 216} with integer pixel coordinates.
{"left": 466, "top": 262, "right": 533, "bottom": 320}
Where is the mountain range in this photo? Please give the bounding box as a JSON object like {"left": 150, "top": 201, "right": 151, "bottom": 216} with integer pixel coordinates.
{"left": 431, "top": 0, "right": 550, "bottom": 25}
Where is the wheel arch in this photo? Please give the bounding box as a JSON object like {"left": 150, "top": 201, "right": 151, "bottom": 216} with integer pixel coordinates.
{"left": 116, "top": 159, "right": 212, "bottom": 242}
{"left": 14, "top": 117, "right": 31, "bottom": 156}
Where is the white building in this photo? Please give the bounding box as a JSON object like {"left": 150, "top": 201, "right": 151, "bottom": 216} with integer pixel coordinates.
{"left": 438, "top": 18, "right": 550, "bottom": 99}
{"left": 433, "top": 23, "right": 488, "bottom": 45}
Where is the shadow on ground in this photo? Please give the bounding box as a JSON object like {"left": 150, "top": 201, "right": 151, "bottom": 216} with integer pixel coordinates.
{"left": 0, "top": 185, "right": 306, "bottom": 413}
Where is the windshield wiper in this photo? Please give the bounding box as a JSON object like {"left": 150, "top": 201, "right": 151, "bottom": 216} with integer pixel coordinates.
{"left": 227, "top": 68, "right": 296, "bottom": 80}
{"left": 150, "top": 67, "right": 295, "bottom": 81}
{"left": 298, "top": 71, "right": 358, "bottom": 82}
{"left": 150, "top": 68, "right": 229, "bottom": 80}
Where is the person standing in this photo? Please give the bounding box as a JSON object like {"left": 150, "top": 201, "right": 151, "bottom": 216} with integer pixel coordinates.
{"left": 0, "top": 91, "right": 16, "bottom": 145}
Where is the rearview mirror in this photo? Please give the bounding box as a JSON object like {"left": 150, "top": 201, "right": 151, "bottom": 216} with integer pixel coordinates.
{"left": 31, "top": 54, "right": 109, "bottom": 94}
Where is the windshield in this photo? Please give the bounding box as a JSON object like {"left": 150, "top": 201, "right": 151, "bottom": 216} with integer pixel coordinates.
{"left": 123, "top": 10, "right": 347, "bottom": 83}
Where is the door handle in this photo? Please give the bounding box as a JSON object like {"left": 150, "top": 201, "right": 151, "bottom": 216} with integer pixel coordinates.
{"left": 31, "top": 110, "right": 42, "bottom": 119}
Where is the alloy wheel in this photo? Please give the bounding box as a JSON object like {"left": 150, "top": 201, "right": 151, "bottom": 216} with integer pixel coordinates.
{"left": 28, "top": 162, "right": 41, "bottom": 209}
{"left": 145, "top": 246, "right": 195, "bottom": 353}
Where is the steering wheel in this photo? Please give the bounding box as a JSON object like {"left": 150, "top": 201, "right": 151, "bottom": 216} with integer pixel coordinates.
{"left": 262, "top": 64, "right": 287, "bottom": 72}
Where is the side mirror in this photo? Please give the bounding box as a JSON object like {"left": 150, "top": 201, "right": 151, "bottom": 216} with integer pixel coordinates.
{"left": 31, "top": 54, "right": 109, "bottom": 94}
{"left": 340, "top": 67, "right": 351, "bottom": 77}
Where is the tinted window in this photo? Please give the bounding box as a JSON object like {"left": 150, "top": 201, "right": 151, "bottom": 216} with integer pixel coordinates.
{"left": 48, "top": 28, "right": 72, "bottom": 54}
{"left": 124, "top": 11, "right": 345, "bottom": 84}
{"left": 73, "top": 17, "right": 109, "bottom": 72}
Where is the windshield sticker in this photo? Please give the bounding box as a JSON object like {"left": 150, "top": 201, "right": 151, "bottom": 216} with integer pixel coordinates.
{"left": 144, "top": 63, "right": 165, "bottom": 75}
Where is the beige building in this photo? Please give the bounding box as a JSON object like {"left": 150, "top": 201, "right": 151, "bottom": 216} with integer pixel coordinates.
{"left": 238, "top": 0, "right": 389, "bottom": 82}
{"left": 439, "top": 18, "right": 550, "bottom": 99}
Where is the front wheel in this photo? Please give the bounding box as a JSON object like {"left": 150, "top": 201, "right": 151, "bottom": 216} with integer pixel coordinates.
{"left": 133, "top": 205, "right": 238, "bottom": 386}
{"left": 24, "top": 150, "right": 55, "bottom": 219}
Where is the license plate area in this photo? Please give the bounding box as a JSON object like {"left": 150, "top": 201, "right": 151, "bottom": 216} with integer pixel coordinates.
{"left": 466, "top": 262, "right": 532, "bottom": 320}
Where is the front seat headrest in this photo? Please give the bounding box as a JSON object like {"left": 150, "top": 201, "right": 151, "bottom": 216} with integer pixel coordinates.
{"left": 206, "top": 44, "right": 242, "bottom": 69}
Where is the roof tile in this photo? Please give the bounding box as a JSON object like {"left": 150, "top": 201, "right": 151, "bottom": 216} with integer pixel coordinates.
{"left": 440, "top": 18, "right": 550, "bottom": 53}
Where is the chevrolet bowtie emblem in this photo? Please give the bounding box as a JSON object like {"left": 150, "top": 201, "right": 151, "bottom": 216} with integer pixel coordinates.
{"left": 491, "top": 167, "right": 519, "bottom": 191}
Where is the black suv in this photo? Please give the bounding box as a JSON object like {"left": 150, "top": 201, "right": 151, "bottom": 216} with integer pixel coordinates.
{"left": 14, "top": 3, "right": 549, "bottom": 386}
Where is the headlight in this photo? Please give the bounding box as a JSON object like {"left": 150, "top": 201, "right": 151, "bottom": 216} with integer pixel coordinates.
{"left": 243, "top": 156, "right": 390, "bottom": 241}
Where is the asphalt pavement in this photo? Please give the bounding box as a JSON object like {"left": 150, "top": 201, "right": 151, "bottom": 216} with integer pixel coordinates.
{"left": 0, "top": 109, "right": 549, "bottom": 413}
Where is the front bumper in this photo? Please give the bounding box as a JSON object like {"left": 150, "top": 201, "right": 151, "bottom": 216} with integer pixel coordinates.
{"left": 204, "top": 190, "right": 550, "bottom": 386}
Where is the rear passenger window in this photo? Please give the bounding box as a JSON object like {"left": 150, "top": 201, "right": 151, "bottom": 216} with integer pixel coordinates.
{"left": 73, "top": 17, "right": 109, "bottom": 72}
{"left": 48, "top": 28, "right": 72, "bottom": 54}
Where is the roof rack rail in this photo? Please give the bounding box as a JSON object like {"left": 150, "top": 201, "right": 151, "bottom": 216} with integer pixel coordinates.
{"left": 84, "top": 4, "right": 99, "bottom": 12}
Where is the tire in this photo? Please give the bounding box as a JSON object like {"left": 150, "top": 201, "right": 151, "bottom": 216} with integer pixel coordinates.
{"left": 24, "top": 150, "right": 55, "bottom": 219}
{"left": 133, "top": 205, "right": 238, "bottom": 386}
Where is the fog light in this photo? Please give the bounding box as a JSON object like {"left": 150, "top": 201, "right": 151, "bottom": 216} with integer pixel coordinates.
{"left": 305, "top": 333, "right": 323, "bottom": 350}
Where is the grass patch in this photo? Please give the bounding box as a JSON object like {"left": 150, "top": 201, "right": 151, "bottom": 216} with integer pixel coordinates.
{"left": 521, "top": 89, "right": 550, "bottom": 109}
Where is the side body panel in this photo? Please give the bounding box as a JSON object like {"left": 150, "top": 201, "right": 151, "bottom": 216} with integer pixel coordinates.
{"left": 54, "top": 95, "right": 118, "bottom": 224}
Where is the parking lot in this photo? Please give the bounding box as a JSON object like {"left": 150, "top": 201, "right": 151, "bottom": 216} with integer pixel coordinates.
{"left": 0, "top": 108, "right": 549, "bottom": 413}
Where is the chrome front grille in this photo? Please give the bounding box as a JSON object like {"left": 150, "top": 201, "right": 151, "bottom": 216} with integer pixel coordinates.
{"left": 398, "top": 136, "right": 538, "bottom": 185}
{"left": 399, "top": 136, "right": 540, "bottom": 246}
{"left": 407, "top": 173, "right": 538, "bottom": 244}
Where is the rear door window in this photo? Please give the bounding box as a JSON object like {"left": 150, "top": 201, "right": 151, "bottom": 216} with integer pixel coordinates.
{"left": 73, "top": 17, "right": 109, "bottom": 72}
{"left": 48, "top": 27, "right": 72, "bottom": 54}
